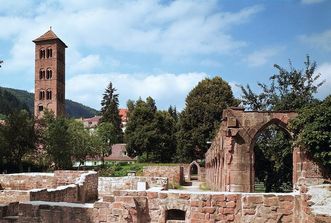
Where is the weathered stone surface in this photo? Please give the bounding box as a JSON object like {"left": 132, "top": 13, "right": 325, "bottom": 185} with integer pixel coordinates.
{"left": 205, "top": 108, "right": 327, "bottom": 193}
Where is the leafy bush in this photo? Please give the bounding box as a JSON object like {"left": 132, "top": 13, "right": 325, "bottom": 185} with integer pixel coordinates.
{"left": 290, "top": 96, "right": 331, "bottom": 171}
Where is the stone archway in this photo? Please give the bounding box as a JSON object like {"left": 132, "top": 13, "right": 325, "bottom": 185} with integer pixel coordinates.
{"left": 188, "top": 161, "right": 201, "bottom": 181}
{"left": 205, "top": 107, "right": 326, "bottom": 192}
{"left": 249, "top": 118, "right": 294, "bottom": 192}
{"left": 160, "top": 202, "right": 189, "bottom": 222}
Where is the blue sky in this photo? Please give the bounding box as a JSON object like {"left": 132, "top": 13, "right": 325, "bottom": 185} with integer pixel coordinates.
{"left": 0, "top": 0, "right": 330, "bottom": 110}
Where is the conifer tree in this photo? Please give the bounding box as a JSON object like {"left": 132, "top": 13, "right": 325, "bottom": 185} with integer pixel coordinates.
{"left": 100, "top": 81, "right": 123, "bottom": 142}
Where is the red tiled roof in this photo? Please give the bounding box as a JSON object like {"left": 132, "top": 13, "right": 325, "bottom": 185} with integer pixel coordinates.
{"left": 104, "top": 144, "right": 136, "bottom": 161}
{"left": 119, "top": 108, "right": 128, "bottom": 122}
{"left": 33, "top": 29, "right": 67, "bottom": 47}
{"left": 81, "top": 108, "right": 127, "bottom": 124}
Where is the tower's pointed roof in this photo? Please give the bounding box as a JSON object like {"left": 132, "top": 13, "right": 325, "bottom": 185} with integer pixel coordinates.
{"left": 33, "top": 28, "right": 67, "bottom": 47}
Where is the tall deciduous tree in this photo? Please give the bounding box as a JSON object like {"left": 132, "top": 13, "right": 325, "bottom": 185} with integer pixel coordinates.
{"left": 68, "top": 120, "right": 94, "bottom": 169}
{"left": 43, "top": 113, "right": 72, "bottom": 169}
{"left": 100, "top": 82, "right": 123, "bottom": 142}
{"left": 125, "top": 97, "right": 177, "bottom": 162}
{"left": 240, "top": 56, "right": 324, "bottom": 192}
{"left": 241, "top": 56, "right": 324, "bottom": 111}
{"left": 95, "top": 122, "right": 117, "bottom": 165}
{"left": 176, "top": 76, "right": 238, "bottom": 162}
{"left": 0, "top": 110, "right": 37, "bottom": 172}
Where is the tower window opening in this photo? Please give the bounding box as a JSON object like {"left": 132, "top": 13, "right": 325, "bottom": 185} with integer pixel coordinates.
{"left": 46, "top": 90, "right": 52, "bottom": 100}
{"left": 39, "top": 91, "right": 45, "bottom": 100}
{"left": 39, "top": 49, "right": 45, "bottom": 59}
{"left": 39, "top": 69, "right": 45, "bottom": 79}
{"left": 46, "top": 69, "right": 52, "bottom": 79}
{"left": 38, "top": 105, "right": 43, "bottom": 111}
{"left": 47, "top": 48, "right": 52, "bottom": 58}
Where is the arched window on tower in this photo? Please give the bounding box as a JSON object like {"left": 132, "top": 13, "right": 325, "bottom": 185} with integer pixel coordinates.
{"left": 46, "top": 47, "right": 52, "bottom": 58}
{"left": 46, "top": 68, "right": 52, "bottom": 79}
{"left": 39, "top": 69, "right": 45, "bottom": 79}
{"left": 40, "top": 48, "right": 45, "bottom": 59}
{"left": 46, "top": 89, "right": 52, "bottom": 100}
{"left": 39, "top": 90, "right": 45, "bottom": 100}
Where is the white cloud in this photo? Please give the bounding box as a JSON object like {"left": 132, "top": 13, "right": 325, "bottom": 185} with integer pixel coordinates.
{"left": 299, "top": 29, "right": 331, "bottom": 51}
{"left": 0, "top": 1, "right": 264, "bottom": 110}
{"left": 244, "top": 46, "right": 285, "bottom": 67}
{"left": 0, "top": 1, "right": 263, "bottom": 66}
{"left": 316, "top": 62, "right": 331, "bottom": 99}
{"left": 66, "top": 72, "right": 208, "bottom": 110}
{"left": 70, "top": 54, "right": 102, "bottom": 73}
{"left": 301, "top": 0, "right": 325, "bottom": 4}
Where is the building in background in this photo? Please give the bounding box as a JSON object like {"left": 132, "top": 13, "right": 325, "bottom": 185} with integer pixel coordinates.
{"left": 78, "top": 108, "right": 128, "bottom": 132}
{"left": 73, "top": 143, "right": 136, "bottom": 167}
{"left": 33, "top": 28, "right": 67, "bottom": 117}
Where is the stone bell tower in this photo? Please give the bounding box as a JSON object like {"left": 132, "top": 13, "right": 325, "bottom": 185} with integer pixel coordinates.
{"left": 33, "top": 28, "right": 67, "bottom": 117}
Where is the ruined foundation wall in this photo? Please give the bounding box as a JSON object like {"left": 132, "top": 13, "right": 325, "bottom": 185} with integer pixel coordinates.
{"left": 0, "top": 171, "right": 98, "bottom": 204}
{"left": 2, "top": 189, "right": 331, "bottom": 222}
{"left": 0, "top": 173, "right": 55, "bottom": 190}
{"left": 98, "top": 176, "right": 168, "bottom": 196}
{"left": 0, "top": 191, "right": 30, "bottom": 203}
{"left": 143, "top": 166, "right": 184, "bottom": 186}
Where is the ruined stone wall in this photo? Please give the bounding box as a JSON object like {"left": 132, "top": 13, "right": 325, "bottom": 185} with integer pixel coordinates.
{"left": 54, "top": 170, "right": 87, "bottom": 186}
{"left": 98, "top": 176, "right": 168, "bottom": 196}
{"left": 0, "top": 191, "right": 30, "bottom": 203}
{"left": 1, "top": 189, "right": 331, "bottom": 222}
{"left": 109, "top": 191, "right": 300, "bottom": 222}
{"left": 205, "top": 108, "right": 327, "bottom": 193}
{"left": 143, "top": 166, "right": 184, "bottom": 186}
{"left": 17, "top": 201, "right": 95, "bottom": 223}
{"left": 0, "top": 171, "right": 98, "bottom": 204}
{"left": 0, "top": 173, "right": 55, "bottom": 190}
{"left": 29, "top": 185, "right": 79, "bottom": 203}
{"left": 76, "top": 171, "right": 98, "bottom": 202}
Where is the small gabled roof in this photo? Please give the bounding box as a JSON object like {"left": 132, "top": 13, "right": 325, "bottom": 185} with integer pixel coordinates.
{"left": 33, "top": 28, "right": 67, "bottom": 48}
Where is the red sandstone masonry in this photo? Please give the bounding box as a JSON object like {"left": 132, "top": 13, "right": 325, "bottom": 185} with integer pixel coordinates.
{"left": 143, "top": 166, "right": 184, "bottom": 186}
{"left": 0, "top": 171, "right": 98, "bottom": 204}
{"left": 1, "top": 190, "right": 330, "bottom": 222}
{"left": 0, "top": 173, "right": 55, "bottom": 190}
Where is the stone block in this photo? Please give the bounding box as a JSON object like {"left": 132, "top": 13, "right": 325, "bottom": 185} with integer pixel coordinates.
{"left": 203, "top": 207, "right": 216, "bottom": 214}
{"left": 264, "top": 197, "right": 279, "bottom": 207}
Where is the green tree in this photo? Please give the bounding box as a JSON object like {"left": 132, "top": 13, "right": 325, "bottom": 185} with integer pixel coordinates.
{"left": 68, "top": 120, "right": 95, "bottom": 169}
{"left": 290, "top": 96, "right": 331, "bottom": 171}
{"left": 125, "top": 97, "right": 177, "bottom": 162}
{"left": 176, "top": 76, "right": 238, "bottom": 162}
{"left": 0, "top": 110, "right": 37, "bottom": 172}
{"left": 241, "top": 56, "right": 323, "bottom": 111}
{"left": 240, "top": 56, "right": 324, "bottom": 192}
{"left": 100, "top": 82, "right": 123, "bottom": 142}
{"left": 0, "top": 89, "right": 30, "bottom": 116}
{"left": 125, "top": 98, "right": 157, "bottom": 160}
{"left": 95, "top": 122, "right": 118, "bottom": 165}
{"left": 43, "top": 114, "right": 72, "bottom": 169}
